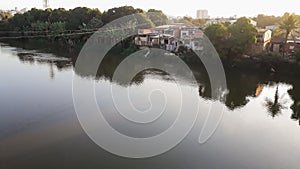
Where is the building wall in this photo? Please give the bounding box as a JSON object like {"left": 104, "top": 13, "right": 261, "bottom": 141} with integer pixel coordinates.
{"left": 138, "top": 29, "right": 152, "bottom": 35}
{"left": 196, "top": 10, "right": 209, "bottom": 19}
{"left": 249, "top": 19, "right": 257, "bottom": 27}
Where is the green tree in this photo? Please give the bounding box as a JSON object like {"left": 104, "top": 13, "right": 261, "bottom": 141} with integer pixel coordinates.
{"left": 205, "top": 17, "right": 257, "bottom": 57}
{"left": 87, "top": 16, "right": 103, "bottom": 29}
{"left": 31, "top": 21, "right": 49, "bottom": 31}
{"left": 227, "top": 17, "right": 258, "bottom": 56}
{"left": 146, "top": 9, "right": 168, "bottom": 26}
{"left": 279, "top": 13, "right": 298, "bottom": 43}
{"left": 49, "top": 21, "right": 66, "bottom": 32}
{"left": 191, "top": 18, "right": 207, "bottom": 28}
{"left": 101, "top": 6, "right": 142, "bottom": 24}
{"left": 49, "top": 8, "right": 68, "bottom": 23}
{"left": 66, "top": 7, "right": 101, "bottom": 30}
{"left": 254, "top": 14, "right": 281, "bottom": 28}
{"left": 205, "top": 23, "right": 228, "bottom": 56}
{"left": 0, "top": 6, "right": 162, "bottom": 33}
{"left": 8, "top": 13, "right": 28, "bottom": 31}
{"left": 6, "top": 8, "right": 52, "bottom": 31}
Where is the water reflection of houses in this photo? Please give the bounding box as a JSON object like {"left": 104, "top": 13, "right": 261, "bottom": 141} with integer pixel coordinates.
{"left": 134, "top": 24, "right": 204, "bottom": 51}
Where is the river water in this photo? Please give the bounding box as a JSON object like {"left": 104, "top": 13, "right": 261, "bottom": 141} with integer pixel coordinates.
{"left": 0, "top": 42, "right": 300, "bottom": 169}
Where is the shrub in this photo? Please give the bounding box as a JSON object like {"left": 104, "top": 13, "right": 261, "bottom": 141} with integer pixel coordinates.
{"left": 295, "top": 48, "right": 300, "bottom": 62}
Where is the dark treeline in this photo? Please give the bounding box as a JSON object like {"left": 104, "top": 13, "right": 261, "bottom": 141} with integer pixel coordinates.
{"left": 0, "top": 6, "right": 168, "bottom": 32}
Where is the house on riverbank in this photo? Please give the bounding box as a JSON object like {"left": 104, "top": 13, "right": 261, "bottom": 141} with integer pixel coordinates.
{"left": 246, "top": 29, "right": 272, "bottom": 55}
{"left": 134, "top": 24, "right": 204, "bottom": 51}
{"left": 256, "top": 29, "right": 272, "bottom": 51}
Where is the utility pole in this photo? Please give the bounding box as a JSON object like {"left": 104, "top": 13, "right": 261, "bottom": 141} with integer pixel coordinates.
{"left": 43, "top": 0, "right": 49, "bottom": 9}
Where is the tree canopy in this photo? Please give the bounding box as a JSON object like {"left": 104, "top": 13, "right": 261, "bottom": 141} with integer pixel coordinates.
{"left": 101, "top": 6, "right": 143, "bottom": 24}
{"left": 253, "top": 14, "right": 281, "bottom": 28}
{"left": 205, "top": 17, "right": 258, "bottom": 57}
{"left": 172, "top": 16, "right": 207, "bottom": 28}
{"left": 279, "top": 13, "right": 299, "bottom": 42}
{"left": 0, "top": 6, "right": 167, "bottom": 32}
{"left": 204, "top": 23, "right": 228, "bottom": 56}
{"left": 146, "top": 9, "right": 168, "bottom": 26}
{"left": 227, "top": 17, "right": 258, "bottom": 55}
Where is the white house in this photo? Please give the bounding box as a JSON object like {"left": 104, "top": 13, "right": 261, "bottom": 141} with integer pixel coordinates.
{"left": 196, "top": 10, "right": 209, "bottom": 19}
{"left": 256, "top": 29, "right": 272, "bottom": 50}
{"left": 249, "top": 19, "right": 257, "bottom": 27}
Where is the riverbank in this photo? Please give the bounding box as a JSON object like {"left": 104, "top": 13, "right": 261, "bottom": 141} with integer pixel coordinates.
{"left": 1, "top": 38, "right": 300, "bottom": 77}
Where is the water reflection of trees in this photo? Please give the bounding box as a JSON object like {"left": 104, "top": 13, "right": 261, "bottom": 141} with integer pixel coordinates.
{"left": 16, "top": 52, "right": 72, "bottom": 80}
{"left": 264, "top": 86, "right": 286, "bottom": 117}
{"left": 73, "top": 49, "right": 263, "bottom": 109}
{"left": 4, "top": 39, "right": 77, "bottom": 73}
{"left": 288, "top": 80, "right": 300, "bottom": 125}
{"left": 8, "top": 39, "right": 300, "bottom": 125}
{"left": 92, "top": 53, "right": 300, "bottom": 126}
{"left": 17, "top": 52, "right": 72, "bottom": 70}
{"left": 225, "top": 71, "right": 269, "bottom": 110}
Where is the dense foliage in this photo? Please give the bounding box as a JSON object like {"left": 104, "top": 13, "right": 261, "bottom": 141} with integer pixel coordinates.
{"left": 0, "top": 7, "right": 102, "bottom": 31}
{"left": 204, "top": 23, "right": 228, "bottom": 56}
{"left": 0, "top": 6, "right": 168, "bottom": 32}
{"left": 146, "top": 9, "right": 168, "bottom": 26}
{"left": 279, "top": 13, "right": 298, "bottom": 42}
{"left": 170, "top": 16, "right": 207, "bottom": 28}
{"left": 205, "top": 17, "right": 258, "bottom": 57}
{"left": 0, "top": 11, "right": 12, "bottom": 21}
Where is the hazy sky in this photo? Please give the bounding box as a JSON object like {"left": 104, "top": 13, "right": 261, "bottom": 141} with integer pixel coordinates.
{"left": 1, "top": 0, "right": 299, "bottom": 18}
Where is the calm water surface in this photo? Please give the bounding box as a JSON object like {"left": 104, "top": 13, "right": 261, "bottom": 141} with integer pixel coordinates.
{"left": 0, "top": 42, "right": 300, "bottom": 169}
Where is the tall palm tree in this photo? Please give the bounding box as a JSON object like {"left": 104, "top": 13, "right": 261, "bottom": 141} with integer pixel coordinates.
{"left": 280, "top": 13, "right": 298, "bottom": 44}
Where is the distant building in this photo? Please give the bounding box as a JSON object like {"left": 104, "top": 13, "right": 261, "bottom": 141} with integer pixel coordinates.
{"left": 265, "top": 25, "right": 279, "bottom": 31}
{"left": 43, "top": 0, "right": 50, "bottom": 9}
{"left": 206, "top": 18, "right": 236, "bottom": 26}
{"left": 291, "top": 29, "right": 300, "bottom": 43}
{"left": 249, "top": 19, "right": 257, "bottom": 27}
{"left": 206, "top": 18, "right": 257, "bottom": 27}
{"left": 196, "top": 10, "right": 209, "bottom": 19}
{"left": 0, "top": 7, "right": 27, "bottom": 16}
{"left": 138, "top": 29, "right": 152, "bottom": 35}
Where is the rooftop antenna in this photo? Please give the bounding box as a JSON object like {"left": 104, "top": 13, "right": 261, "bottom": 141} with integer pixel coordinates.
{"left": 43, "top": 0, "right": 49, "bottom": 9}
